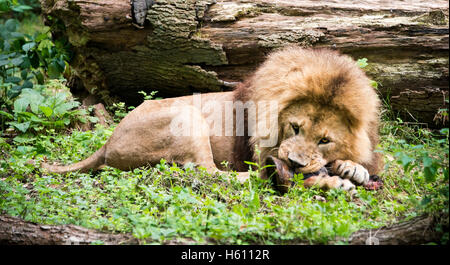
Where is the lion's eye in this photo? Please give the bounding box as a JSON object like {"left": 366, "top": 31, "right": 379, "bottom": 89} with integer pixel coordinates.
{"left": 318, "top": 138, "right": 330, "bottom": 145}
{"left": 291, "top": 124, "right": 300, "bottom": 135}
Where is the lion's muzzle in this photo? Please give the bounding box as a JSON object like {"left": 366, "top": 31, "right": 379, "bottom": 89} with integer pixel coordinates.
{"left": 265, "top": 156, "right": 326, "bottom": 194}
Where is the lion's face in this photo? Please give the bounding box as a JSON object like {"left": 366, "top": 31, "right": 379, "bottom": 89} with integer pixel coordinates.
{"left": 276, "top": 102, "right": 353, "bottom": 174}
{"left": 244, "top": 47, "right": 381, "bottom": 178}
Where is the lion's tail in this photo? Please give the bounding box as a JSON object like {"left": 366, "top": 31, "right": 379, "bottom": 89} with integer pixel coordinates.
{"left": 41, "top": 146, "right": 106, "bottom": 174}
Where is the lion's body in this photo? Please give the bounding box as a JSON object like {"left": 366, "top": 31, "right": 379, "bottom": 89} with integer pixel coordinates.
{"left": 105, "top": 92, "right": 241, "bottom": 171}
{"left": 43, "top": 47, "right": 383, "bottom": 191}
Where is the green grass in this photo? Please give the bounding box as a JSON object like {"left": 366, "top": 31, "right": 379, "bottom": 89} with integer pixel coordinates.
{"left": 0, "top": 111, "right": 448, "bottom": 244}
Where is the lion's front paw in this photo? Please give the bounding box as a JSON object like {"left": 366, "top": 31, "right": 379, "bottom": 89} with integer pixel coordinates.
{"left": 332, "top": 160, "right": 369, "bottom": 185}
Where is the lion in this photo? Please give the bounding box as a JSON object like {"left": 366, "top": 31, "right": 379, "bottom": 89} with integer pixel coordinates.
{"left": 42, "top": 46, "right": 383, "bottom": 193}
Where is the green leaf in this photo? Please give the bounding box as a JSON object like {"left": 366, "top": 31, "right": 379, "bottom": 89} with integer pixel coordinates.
{"left": 2, "top": 40, "right": 11, "bottom": 51}
{"left": 35, "top": 33, "right": 49, "bottom": 43}
{"left": 21, "top": 80, "right": 33, "bottom": 89}
{"left": 11, "top": 56, "right": 23, "bottom": 66}
{"left": 20, "top": 89, "right": 44, "bottom": 113}
{"left": 5, "top": 76, "right": 21, "bottom": 83}
{"left": 397, "top": 153, "right": 414, "bottom": 172}
{"left": 29, "top": 114, "right": 43, "bottom": 122}
{"left": 18, "top": 111, "right": 35, "bottom": 118}
{"left": 20, "top": 56, "right": 31, "bottom": 68}
{"left": 356, "top": 58, "right": 368, "bottom": 68}
{"left": 88, "top": 116, "right": 99, "bottom": 123}
{"left": 370, "top": 80, "right": 378, "bottom": 89}
{"left": 10, "top": 32, "right": 24, "bottom": 39}
{"left": 15, "top": 145, "right": 35, "bottom": 154}
{"left": 39, "top": 106, "right": 53, "bottom": 118}
{"left": 56, "top": 57, "right": 66, "bottom": 71}
{"left": 0, "top": 110, "right": 14, "bottom": 120}
{"left": 420, "top": 196, "right": 431, "bottom": 206}
{"left": 54, "top": 120, "right": 65, "bottom": 127}
{"left": 249, "top": 191, "right": 260, "bottom": 211}
{"left": 335, "top": 222, "right": 350, "bottom": 235}
{"left": 0, "top": 59, "right": 9, "bottom": 67}
{"left": 10, "top": 121, "right": 30, "bottom": 133}
{"left": 63, "top": 118, "right": 71, "bottom": 125}
{"left": 22, "top": 42, "right": 36, "bottom": 52}
{"left": 424, "top": 166, "right": 437, "bottom": 183}
{"left": 34, "top": 71, "right": 44, "bottom": 85}
{"left": 422, "top": 156, "right": 433, "bottom": 168}
{"left": 0, "top": 54, "right": 12, "bottom": 60}
{"left": 48, "top": 61, "right": 61, "bottom": 79}
{"left": 13, "top": 134, "right": 37, "bottom": 144}
{"left": 37, "top": 39, "right": 54, "bottom": 51}
{"left": 12, "top": 5, "right": 33, "bottom": 12}
{"left": 29, "top": 52, "right": 40, "bottom": 68}
{"left": 13, "top": 97, "right": 29, "bottom": 113}
{"left": 53, "top": 101, "right": 79, "bottom": 115}
{"left": 22, "top": 80, "right": 33, "bottom": 88}
{"left": 7, "top": 86, "right": 22, "bottom": 99}
{"left": 21, "top": 69, "right": 28, "bottom": 80}
{"left": 5, "top": 19, "right": 18, "bottom": 32}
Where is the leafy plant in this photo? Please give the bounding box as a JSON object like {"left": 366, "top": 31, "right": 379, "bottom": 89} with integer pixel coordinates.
{"left": 1, "top": 3, "right": 73, "bottom": 133}
{"left": 108, "top": 102, "right": 131, "bottom": 122}
{"left": 434, "top": 98, "right": 449, "bottom": 126}
{"left": 0, "top": 0, "right": 35, "bottom": 14}
{"left": 138, "top": 90, "right": 159, "bottom": 101}
{"left": 0, "top": 18, "right": 70, "bottom": 100}
{"left": 1, "top": 84, "right": 87, "bottom": 133}
{"left": 356, "top": 57, "right": 379, "bottom": 89}
{"left": 356, "top": 58, "right": 368, "bottom": 68}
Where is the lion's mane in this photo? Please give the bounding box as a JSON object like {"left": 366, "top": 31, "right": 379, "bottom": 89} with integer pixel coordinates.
{"left": 233, "top": 46, "right": 382, "bottom": 174}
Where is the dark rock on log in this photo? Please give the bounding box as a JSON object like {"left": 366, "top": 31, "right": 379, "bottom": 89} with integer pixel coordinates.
{"left": 132, "top": 0, "right": 155, "bottom": 28}
{"left": 40, "top": 0, "right": 449, "bottom": 127}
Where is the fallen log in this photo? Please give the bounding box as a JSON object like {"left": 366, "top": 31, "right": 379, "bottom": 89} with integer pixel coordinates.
{"left": 0, "top": 214, "right": 445, "bottom": 245}
{"left": 346, "top": 215, "right": 444, "bottom": 245}
{"left": 0, "top": 215, "right": 137, "bottom": 245}
{"left": 40, "top": 0, "right": 449, "bottom": 127}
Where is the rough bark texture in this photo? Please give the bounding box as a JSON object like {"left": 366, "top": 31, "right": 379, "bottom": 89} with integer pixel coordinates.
{"left": 0, "top": 214, "right": 444, "bottom": 245}
{"left": 346, "top": 215, "right": 444, "bottom": 245}
{"left": 0, "top": 215, "right": 137, "bottom": 245}
{"left": 39, "top": 0, "right": 449, "bottom": 127}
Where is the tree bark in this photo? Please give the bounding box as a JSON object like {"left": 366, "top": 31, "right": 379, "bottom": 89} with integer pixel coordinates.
{"left": 345, "top": 215, "right": 444, "bottom": 245}
{"left": 39, "top": 0, "right": 449, "bottom": 127}
{"left": 0, "top": 214, "right": 444, "bottom": 245}
{"left": 0, "top": 215, "right": 137, "bottom": 245}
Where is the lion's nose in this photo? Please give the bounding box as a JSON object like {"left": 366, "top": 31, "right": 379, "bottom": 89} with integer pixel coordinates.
{"left": 288, "top": 153, "right": 308, "bottom": 168}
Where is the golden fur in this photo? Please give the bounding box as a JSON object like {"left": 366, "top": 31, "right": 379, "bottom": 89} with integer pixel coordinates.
{"left": 42, "top": 46, "right": 383, "bottom": 190}
{"left": 237, "top": 47, "right": 382, "bottom": 174}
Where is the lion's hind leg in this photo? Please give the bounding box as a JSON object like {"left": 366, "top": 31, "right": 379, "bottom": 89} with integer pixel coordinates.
{"left": 167, "top": 106, "right": 252, "bottom": 183}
